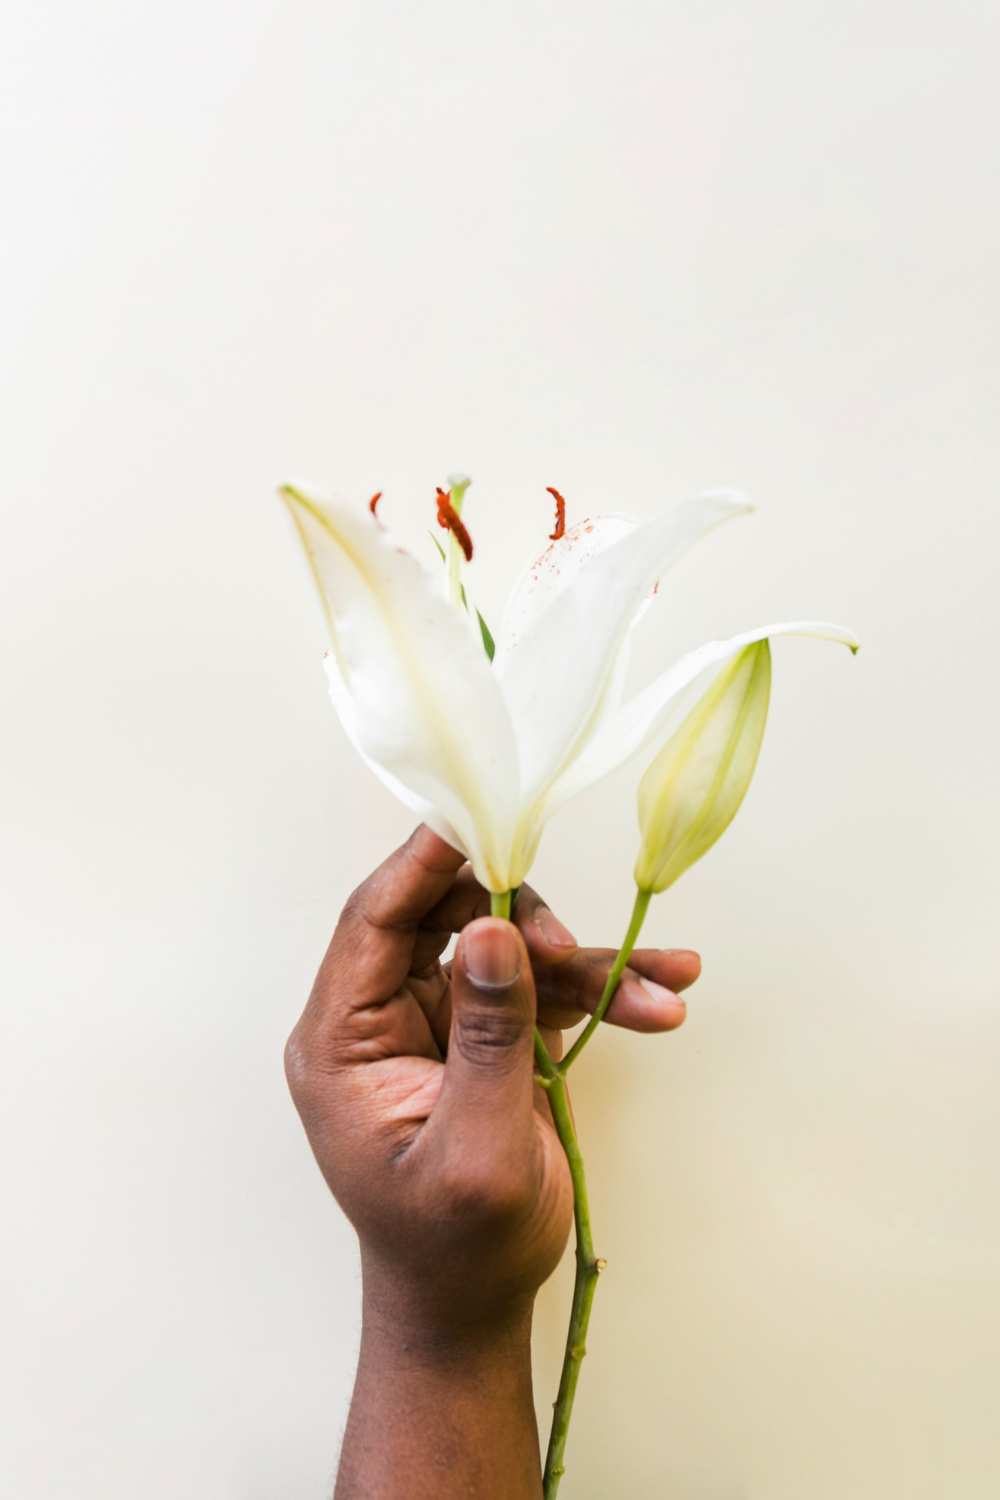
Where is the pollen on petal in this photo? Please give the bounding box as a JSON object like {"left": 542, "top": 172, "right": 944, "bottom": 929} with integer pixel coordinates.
{"left": 435, "top": 486, "right": 474, "bottom": 561}
{"left": 546, "top": 486, "right": 567, "bottom": 541}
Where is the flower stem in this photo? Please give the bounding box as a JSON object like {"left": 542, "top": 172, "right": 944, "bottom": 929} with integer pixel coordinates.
{"left": 490, "top": 890, "right": 512, "bottom": 919}
{"left": 559, "top": 886, "right": 652, "bottom": 1073}
{"left": 490, "top": 885, "right": 643, "bottom": 1493}
{"left": 539, "top": 891, "right": 653, "bottom": 1491}
{"left": 542, "top": 1067, "right": 601, "bottom": 1498}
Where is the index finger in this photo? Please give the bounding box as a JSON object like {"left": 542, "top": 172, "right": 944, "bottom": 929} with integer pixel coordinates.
{"left": 307, "top": 825, "right": 465, "bottom": 1026}
{"left": 414, "top": 871, "right": 579, "bottom": 973}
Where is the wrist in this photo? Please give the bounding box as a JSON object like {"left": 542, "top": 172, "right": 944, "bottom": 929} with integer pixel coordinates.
{"left": 336, "top": 1251, "right": 543, "bottom": 1499}
{"left": 359, "top": 1246, "right": 536, "bottom": 1359}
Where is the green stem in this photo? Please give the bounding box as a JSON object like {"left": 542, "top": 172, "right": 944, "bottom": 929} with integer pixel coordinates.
{"left": 491, "top": 885, "right": 632, "bottom": 1493}
{"left": 559, "top": 886, "right": 652, "bottom": 1073}
{"left": 542, "top": 1069, "right": 600, "bottom": 1498}
{"left": 490, "top": 890, "right": 512, "bottom": 919}
{"left": 540, "top": 892, "right": 655, "bottom": 1490}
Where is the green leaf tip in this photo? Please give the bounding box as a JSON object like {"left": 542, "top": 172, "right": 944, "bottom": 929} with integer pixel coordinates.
{"left": 477, "top": 609, "right": 496, "bottom": 661}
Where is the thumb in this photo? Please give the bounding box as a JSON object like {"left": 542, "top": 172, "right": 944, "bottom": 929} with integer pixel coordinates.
{"left": 436, "top": 917, "right": 537, "bottom": 1133}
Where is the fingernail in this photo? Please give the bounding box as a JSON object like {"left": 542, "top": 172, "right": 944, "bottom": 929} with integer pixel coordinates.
{"left": 535, "top": 905, "right": 577, "bottom": 951}
{"left": 638, "top": 976, "right": 686, "bottom": 1012}
{"left": 464, "top": 922, "right": 522, "bottom": 988}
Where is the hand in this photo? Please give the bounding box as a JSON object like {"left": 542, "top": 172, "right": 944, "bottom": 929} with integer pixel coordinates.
{"left": 285, "top": 824, "right": 699, "bottom": 1322}
{"left": 284, "top": 825, "right": 700, "bottom": 1500}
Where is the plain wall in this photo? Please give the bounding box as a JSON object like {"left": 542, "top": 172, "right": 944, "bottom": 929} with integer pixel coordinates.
{"left": 3, "top": 2, "right": 999, "bottom": 1496}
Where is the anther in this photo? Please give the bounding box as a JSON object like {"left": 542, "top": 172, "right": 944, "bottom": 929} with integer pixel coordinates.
{"left": 435, "top": 487, "right": 474, "bottom": 562}
{"left": 546, "top": 486, "right": 566, "bottom": 541}
{"left": 368, "top": 492, "right": 383, "bottom": 519}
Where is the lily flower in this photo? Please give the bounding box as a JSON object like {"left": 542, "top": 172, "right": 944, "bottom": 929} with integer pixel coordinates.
{"left": 280, "top": 481, "right": 858, "bottom": 894}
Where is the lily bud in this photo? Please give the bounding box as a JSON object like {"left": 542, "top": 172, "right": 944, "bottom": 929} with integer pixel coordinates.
{"left": 634, "top": 640, "right": 771, "bottom": 894}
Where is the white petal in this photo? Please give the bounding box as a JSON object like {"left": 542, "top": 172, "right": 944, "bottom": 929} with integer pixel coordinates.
{"left": 282, "top": 486, "right": 520, "bottom": 889}
{"left": 495, "top": 490, "right": 751, "bottom": 806}
{"left": 495, "top": 514, "right": 640, "bottom": 667}
{"left": 322, "top": 652, "right": 468, "bottom": 856}
{"left": 546, "top": 620, "right": 860, "bottom": 813}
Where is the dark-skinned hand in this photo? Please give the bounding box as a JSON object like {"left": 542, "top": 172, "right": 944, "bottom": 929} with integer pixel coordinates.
{"left": 284, "top": 824, "right": 700, "bottom": 1500}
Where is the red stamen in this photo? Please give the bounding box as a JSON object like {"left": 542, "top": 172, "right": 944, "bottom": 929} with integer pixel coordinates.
{"left": 546, "top": 486, "right": 566, "bottom": 541}
{"left": 435, "top": 486, "right": 474, "bottom": 562}
{"left": 368, "top": 491, "right": 383, "bottom": 517}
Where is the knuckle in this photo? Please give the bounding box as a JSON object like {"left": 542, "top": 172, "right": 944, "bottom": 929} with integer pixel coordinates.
{"left": 453, "top": 1005, "right": 526, "bottom": 1061}
{"left": 283, "top": 1024, "right": 306, "bottom": 1079}
{"left": 340, "top": 883, "right": 368, "bottom": 922}
{"left": 337, "top": 889, "right": 372, "bottom": 940}
{"left": 338, "top": 873, "right": 410, "bottom": 942}
{"left": 283, "top": 1024, "right": 341, "bottom": 1111}
{"left": 282, "top": 1028, "right": 312, "bottom": 1101}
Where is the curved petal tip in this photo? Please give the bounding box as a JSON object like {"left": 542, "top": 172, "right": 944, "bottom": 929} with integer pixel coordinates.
{"left": 698, "top": 486, "right": 753, "bottom": 516}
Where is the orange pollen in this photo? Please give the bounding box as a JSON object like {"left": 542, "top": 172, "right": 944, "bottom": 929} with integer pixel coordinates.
{"left": 435, "top": 487, "right": 473, "bottom": 562}
{"left": 546, "top": 486, "right": 566, "bottom": 541}
{"left": 368, "top": 491, "right": 383, "bottom": 518}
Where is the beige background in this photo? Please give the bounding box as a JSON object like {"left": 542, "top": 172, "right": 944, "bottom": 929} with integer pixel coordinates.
{"left": 3, "top": 2, "right": 999, "bottom": 1496}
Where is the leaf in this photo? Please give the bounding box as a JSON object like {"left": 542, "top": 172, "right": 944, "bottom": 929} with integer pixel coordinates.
{"left": 477, "top": 610, "right": 496, "bottom": 662}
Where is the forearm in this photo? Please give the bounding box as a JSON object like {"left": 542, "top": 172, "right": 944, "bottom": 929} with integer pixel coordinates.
{"left": 335, "top": 1268, "right": 542, "bottom": 1500}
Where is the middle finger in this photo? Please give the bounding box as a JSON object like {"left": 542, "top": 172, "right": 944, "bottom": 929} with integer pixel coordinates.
{"left": 534, "top": 946, "right": 700, "bottom": 1034}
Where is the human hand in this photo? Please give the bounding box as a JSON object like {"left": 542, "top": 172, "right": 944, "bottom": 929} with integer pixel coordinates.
{"left": 284, "top": 824, "right": 700, "bottom": 1330}
{"left": 285, "top": 825, "right": 699, "bottom": 1498}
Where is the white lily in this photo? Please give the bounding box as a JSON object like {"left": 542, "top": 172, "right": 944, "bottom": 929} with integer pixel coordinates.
{"left": 281, "top": 482, "right": 859, "bottom": 894}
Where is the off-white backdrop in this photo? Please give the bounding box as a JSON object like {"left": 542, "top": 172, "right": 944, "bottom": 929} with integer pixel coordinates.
{"left": 3, "top": 2, "right": 999, "bottom": 1496}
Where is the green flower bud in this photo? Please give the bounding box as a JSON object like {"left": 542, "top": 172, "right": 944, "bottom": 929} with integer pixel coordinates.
{"left": 634, "top": 640, "right": 771, "bottom": 894}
